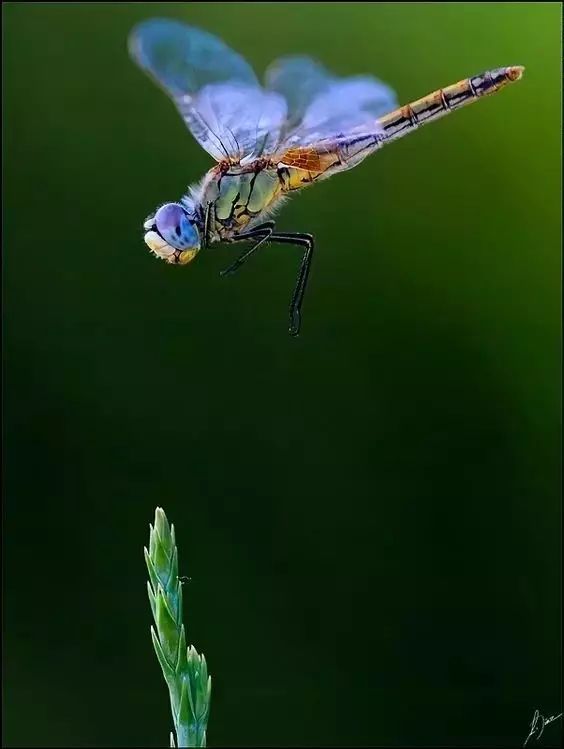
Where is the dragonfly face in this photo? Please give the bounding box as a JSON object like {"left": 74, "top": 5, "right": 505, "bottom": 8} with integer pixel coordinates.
{"left": 143, "top": 202, "right": 201, "bottom": 265}
{"left": 129, "top": 18, "right": 523, "bottom": 334}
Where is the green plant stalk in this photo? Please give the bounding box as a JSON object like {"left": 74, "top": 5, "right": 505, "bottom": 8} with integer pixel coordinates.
{"left": 145, "top": 507, "right": 211, "bottom": 748}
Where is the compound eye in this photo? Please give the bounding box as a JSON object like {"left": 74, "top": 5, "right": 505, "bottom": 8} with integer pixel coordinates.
{"left": 155, "top": 203, "right": 198, "bottom": 250}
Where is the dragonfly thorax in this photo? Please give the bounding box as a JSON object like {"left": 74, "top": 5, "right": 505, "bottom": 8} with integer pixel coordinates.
{"left": 200, "top": 164, "right": 282, "bottom": 242}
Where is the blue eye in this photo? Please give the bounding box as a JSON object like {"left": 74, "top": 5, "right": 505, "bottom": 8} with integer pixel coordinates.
{"left": 154, "top": 203, "right": 199, "bottom": 250}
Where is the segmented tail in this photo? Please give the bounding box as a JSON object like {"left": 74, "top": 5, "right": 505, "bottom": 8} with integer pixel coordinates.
{"left": 377, "top": 66, "right": 524, "bottom": 144}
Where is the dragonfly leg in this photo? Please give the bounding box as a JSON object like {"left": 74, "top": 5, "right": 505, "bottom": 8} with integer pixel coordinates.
{"left": 203, "top": 202, "right": 212, "bottom": 248}
{"left": 221, "top": 225, "right": 315, "bottom": 336}
{"left": 220, "top": 222, "right": 275, "bottom": 276}
{"left": 269, "top": 232, "right": 315, "bottom": 337}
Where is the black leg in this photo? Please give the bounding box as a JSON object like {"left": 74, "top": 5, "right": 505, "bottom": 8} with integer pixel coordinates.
{"left": 220, "top": 222, "right": 275, "bottom": 276}
{"left": 203, "top": 202, "right": 212, "bottom": 248}
{"left": 220, "top": 224, "right": 315, "bottom": 336}
{"left": 241, "top": 221, "right": 276, "bottom": 234}
{"left": 269, "top": 232, "right": 314, "bottom": 337}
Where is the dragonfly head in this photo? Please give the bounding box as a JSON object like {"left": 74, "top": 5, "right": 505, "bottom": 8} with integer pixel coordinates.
{"left": 143, "top": 202, "right": 201, "bottom": 265}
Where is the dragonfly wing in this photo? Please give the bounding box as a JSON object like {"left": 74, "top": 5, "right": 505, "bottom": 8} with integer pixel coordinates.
{"left": 183, "top": 82, "right": 287, "bottom": 163}
{"left": 264, "top": 56, "right": 332, "bottom": 131}
{"left": 265, "top": 56, "right": 398, "bottom": 147}
{"left": 129, "top": 19, "right": 287, "bottom": 162}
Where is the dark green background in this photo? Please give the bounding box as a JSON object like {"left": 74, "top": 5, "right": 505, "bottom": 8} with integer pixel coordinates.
{"left": 3, "top": 3, "right": 561, "bottom": 747}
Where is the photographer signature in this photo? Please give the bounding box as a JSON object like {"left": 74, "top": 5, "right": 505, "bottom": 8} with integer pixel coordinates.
{"left": 523, "top": 709, "right": 562, "bottom": 746}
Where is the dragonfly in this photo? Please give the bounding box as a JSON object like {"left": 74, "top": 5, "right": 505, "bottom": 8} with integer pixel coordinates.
{"left": 129, "top": 19, "right": 524, "bottom": 336}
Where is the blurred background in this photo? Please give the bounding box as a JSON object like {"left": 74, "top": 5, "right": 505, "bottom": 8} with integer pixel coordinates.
{"left": 2, "top": 3, "right": 561, "bottom": 747}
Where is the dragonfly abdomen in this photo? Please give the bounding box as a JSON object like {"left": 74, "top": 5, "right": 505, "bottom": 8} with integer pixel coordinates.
{"left": 275, "top": 66, "right": 523, "bottom": 190}
{"left": 378, "top": 65, "right": 524, "bottom": 144}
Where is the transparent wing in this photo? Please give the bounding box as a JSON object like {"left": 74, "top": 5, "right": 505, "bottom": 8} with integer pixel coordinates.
{"left": 129, "top": 19, "right": 287, "bottom": 162}
{"left": 265, "top": 56, "right": 398, "bottom": 147}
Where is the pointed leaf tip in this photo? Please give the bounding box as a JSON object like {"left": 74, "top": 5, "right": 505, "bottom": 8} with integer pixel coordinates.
{"left": 155, "top": 507, "right": 172, "bottom": 545}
